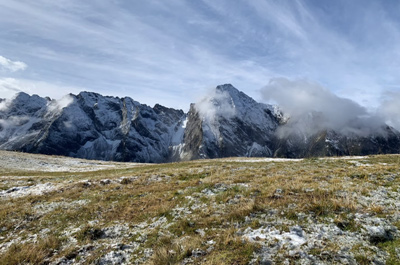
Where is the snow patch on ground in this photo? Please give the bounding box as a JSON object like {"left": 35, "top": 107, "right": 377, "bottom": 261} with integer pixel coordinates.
{"left": 0, "top": 183, "right": 59, "bottom": 198}
{"left": 226, "top": 157, "right": 303, "bottom": 163}
{"left": 243, "top": 226, "right": 307, "bottom": 248}
{"left": 33, "top": 199, "right": 89, "bottom": 215}
{"left": 0, "top": 150, "right": 141, "bottom": 172}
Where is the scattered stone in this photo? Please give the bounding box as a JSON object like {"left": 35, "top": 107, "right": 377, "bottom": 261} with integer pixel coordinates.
{"left": 102, "top": 224, "right": 129, "bottom": 239}
{"left": 100, "top": 179, "right": 112, "bottom": 185}
{"left": 195, "top": 229, "right": 205, "bottom": 237}
{"left": 34, "top": 199, "right": 88, "bottom": 215}
{"left": 117, "top": 176, "right": 138, "bottom": 184}
{"left": 214, "top": 183, "right": 228, "bottom": 192}
{"left": 80, "top": 180, "right": 92, "bottom": 187}
{"left": 201, "top": 189, "right": 215, "bottom": 196}
{"left": 228, "top": 195, "right": 243, "bottom": 204}
{"left": 191, "top": 248, "right": 207, "bottom": 258}
{"left": 260, "top": 259, "right": 273, "bottom": 265}
{"left": 147, "top": 175, "right": 170, "bottom": 182}
{"left": 364, "top": 225, "right": 397, "bottom": 243}
{"left": 181, "top": 257, "right": 194, "bottom": 264}
{"left": 97, "top": 251, "right": 126, "bottom": 265}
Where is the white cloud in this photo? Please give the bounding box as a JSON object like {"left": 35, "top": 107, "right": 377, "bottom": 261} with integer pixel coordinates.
{"left": 0, "top": 1, "right": 399, "bottom": 111}
{"left": 261, "top": 78, "right": 384, "bottom": 137}
{"left": 195, "top": 87, "right": 236, "bottom": 123}
{"left": 378, "top": 91, "right": 400, "bottom": 131}
{"left": 0, "top": 55, "right": 27, "bottom": 72}
{"left": 47, "top": 94, "right": 74, "bottom": 112}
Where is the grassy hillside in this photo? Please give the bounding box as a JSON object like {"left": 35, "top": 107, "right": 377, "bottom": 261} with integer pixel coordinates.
{"left": 0, "top": 151, "right": 399, "bottom": 264}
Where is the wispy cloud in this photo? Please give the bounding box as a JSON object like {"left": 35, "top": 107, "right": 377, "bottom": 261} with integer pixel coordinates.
{"left": 0, "top": 0, "right": 399, "bottom": 111}
{"left": 0, "top": 55, "right": 27, "bottom": 72}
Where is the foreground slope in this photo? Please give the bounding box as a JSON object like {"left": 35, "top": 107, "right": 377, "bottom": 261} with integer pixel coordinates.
{"left": 0, "top": 151, "right": 400, "bottom": 264}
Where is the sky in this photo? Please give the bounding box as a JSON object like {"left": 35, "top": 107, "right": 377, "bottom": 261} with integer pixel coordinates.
{"left": 0, "top": 0, "right": 400, "bottom": 111}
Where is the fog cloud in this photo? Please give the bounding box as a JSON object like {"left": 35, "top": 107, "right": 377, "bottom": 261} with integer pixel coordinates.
{"left": 378, "top": 91, "right": 400, "bottom": 131}
{"left": 261, "top": 78, "right": 385, "bottom": 137}
{"left": 195, "top": 87, "right": 236, "bottom": 123}
{"left": 47, "top": 94, "right": 74, "bottom": 112}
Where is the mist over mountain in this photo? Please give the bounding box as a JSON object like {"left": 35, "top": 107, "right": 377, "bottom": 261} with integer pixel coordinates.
{"left": 261, "top": 78, "right": 395, "bottom": 138}
{"left": 0, "top": 84, "right": 399, "bottom": 162}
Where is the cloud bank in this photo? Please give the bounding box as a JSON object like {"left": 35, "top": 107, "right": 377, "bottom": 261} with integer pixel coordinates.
{"left": 261, "top": 78, "right": 389, "bottom": 137}
{"left": 378, "top": 91, "right": 400, "bottom": 131}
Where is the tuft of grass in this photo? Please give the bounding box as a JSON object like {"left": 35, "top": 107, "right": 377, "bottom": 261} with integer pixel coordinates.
{"left": 150, "top": 235, "right": 202, "bottom": 265}
{"left": 75, "top": 225, "right": 104, "bottom": 242}
{"left": 284, "top": 210, "right": 299, "bottom": 221}
{"left": 334, "top": 216, "right": 359, "bottom": 232}
{"left": 354, "top": 255, "right": 370, "bottom": 265}
{"left": 377, "top": 239, "right": 400, "bottom": 265}
{"left": 1, "top": 152, "right": 400, "bottom": 264}
{"left": 368, "top": 204, "right": 385, "bottom": 215}
{"left": 0, "top": 235, "right": 63, "bottom": 265}
{"left": 168, "top": 219, "right": 197, "bottom": 236}
{"left": 225, "top": 201, "right": 255, "bottom": 222}
{"left": 206, "top": 237, "right": 259, "bottom": 264}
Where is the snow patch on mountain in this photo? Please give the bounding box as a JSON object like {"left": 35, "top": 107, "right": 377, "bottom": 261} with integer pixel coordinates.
{"left": 0, "top": 84, "right": 399, "bottom": 162}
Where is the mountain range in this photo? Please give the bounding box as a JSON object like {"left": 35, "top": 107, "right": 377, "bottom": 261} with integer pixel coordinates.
{"left": 0, "top": 84, "right": 399, "bottom": 162}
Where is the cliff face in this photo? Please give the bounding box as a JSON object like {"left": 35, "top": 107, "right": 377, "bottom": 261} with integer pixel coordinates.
{"left": 273, "top": 119, "right": 400, "bottom": 158}
{"left": 180, "top": 84, "right": 282, "bottom": 160}
{"left": 0, "top": 85, "right": 399, "bottom": 162}
{"left": 0, "top": 92, "right": 186, "bottom": 163}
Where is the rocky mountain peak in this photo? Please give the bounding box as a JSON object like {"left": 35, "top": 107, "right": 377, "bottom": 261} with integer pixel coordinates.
{"left": 216, "top": 83, "right": 253, "bottom": 99}
{"left": 2, "top": 92, "right": 48, "bottom": 115}
{"left": 214, "top": 84, "right": 257, "bottom": 113}
{"left": 0, "top": 84, "right": 399, "bottom": 162}
{"left": 215, "top": 83, "right": 240, "bottom": 97}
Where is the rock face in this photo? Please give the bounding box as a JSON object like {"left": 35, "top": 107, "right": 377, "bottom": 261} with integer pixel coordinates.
{"left": 180, "top": 84, "right": 283, "bottom": 160}
{"left": 274, "top": 124, "right": 400, "bottom": 158}
{"left": 0, "top": 84, "right": 399, "bottom": 162}
{"left": 0, "top": 92, "right": 186, "bottom": 162}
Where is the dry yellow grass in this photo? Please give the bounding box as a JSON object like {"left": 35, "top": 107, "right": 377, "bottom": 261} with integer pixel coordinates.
{"left": 0, "top": 152, "right": 399, "bottom": 264}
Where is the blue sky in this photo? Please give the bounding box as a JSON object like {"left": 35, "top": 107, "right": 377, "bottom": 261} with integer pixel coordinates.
{"left": 0, "top": 0, "right": 400, "bottom": 110}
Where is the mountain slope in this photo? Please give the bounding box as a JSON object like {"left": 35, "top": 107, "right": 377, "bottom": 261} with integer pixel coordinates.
{"left": 0, "top": 85, "right": 399, "bottom": 162}
{"left": 273, "top": 114, "right": 400, "bottom": 158}
{"left": 180, "top": 84, "right": 283, "bottom": 160}
{"left": 0, "top": 92, "right": 186, "bottom": 162}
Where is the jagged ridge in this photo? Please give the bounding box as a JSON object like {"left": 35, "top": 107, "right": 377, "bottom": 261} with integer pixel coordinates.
{"left": 0, "top": 91, "right": 186, "bottom": 162}
{"left": 0, "top": 84, "right": 399, "bottom": 162}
